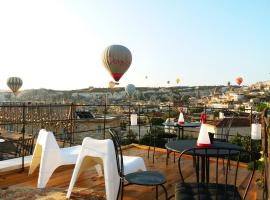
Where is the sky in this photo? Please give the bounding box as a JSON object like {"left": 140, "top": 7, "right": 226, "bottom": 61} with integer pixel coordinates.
{"left": 0, "top": 0, "right": 269, "bottom": 90}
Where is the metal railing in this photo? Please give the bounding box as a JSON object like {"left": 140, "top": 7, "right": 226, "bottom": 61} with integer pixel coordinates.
{"left": 0, "top": 102, "right": 257, "bottom": 168}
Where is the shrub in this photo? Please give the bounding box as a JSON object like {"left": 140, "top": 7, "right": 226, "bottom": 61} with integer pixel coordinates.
{"left": 229, "top": 133, "right": 262, "bottom": 164}
{"left": 150, "top": 117, "right": 164, "bottom": 125}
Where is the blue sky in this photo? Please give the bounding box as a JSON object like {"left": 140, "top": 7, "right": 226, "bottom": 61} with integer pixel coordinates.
{"left": 0, "top": 0, "right": 269, "bottom": 90}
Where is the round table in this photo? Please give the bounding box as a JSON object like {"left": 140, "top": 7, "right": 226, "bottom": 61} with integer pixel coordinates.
{"left": 165, "top": 139, "right": 242, "bottom": 156}
{"left": 165, "top": 139, "right": 243, "bottom": 183}
{"left": 163, "top": 122, "right": 201, "bottom": 139}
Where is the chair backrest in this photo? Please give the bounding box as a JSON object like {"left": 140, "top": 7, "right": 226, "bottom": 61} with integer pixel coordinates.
{"left": 221, "top": 115, "right": 234, "bottom": 142}
{"left": 178, "top": 147, "right": 256, "bottom": 200}
{"left": 32, "top": 129, "right": 62, "bottom": 161}
{"left": 16, "top": 134, "right": 37, "bottom": 157}
{"left": 108, "top": 128, "right": 124, "bottom": 179}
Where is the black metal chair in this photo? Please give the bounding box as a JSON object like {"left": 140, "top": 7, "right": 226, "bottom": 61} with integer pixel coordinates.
{"left": 0, "top": 135, "right": 36, "bottom": 160}
{"left": 148, "top": 124, "right": 177, "bottom": 163}
{"left": 174, "top": 147, "right": 256, "bottom": 200}
{"left": 109, "top": 128, "right": 168, "bottom": 200}
{"left": 212, "top": 115, "right": 235, "bottom": 143}
{"left": 15, "top": 135, "right": 36, "bottom": 157}
{"left": 208, "top": 115, "right": 235, "bottom": 172}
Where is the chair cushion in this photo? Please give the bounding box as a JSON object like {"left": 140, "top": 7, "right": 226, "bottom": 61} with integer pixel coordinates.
{"left": 175, "top": 182, "right": 242, "bottom": 200}
{"left": 125, "top": 171, "right": 166, "bottom": 186}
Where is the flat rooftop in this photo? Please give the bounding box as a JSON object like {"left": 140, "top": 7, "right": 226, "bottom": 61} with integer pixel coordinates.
{"left": 0, "top": 145, "right": 258, "bottom": 200}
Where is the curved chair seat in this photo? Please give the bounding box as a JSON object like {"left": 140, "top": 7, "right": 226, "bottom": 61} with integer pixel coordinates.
{"left": 175, "top": 183, "right": 241, "bottom": 200}
{"left": 125, "top": 171, "right": 166, "bottom": 186}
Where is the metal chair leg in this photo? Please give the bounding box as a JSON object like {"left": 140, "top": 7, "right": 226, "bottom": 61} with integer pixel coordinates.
{"left": 166, "top": 149, "right": 170, "bottom": 165}
{"left": 148, "top": 146, "right": 150, "bottom": 159}
{"left": 117, "top": 179, "right": 124, "bottom": 200}
{"left": 120, "top": 180, "right": 124, "bottom": 200}
{"left": 153, "top": 146, "right": 156, "bottom": 163}
{"left": 160, "top": 184, "right": 168, "bottom": 200}
{"left": 156, "top": 185, "right": 158, "bottom": 200}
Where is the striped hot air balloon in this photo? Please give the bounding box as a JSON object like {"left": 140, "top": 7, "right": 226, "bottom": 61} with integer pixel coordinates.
{"left": 125, "top": 84, "right": 136, "bottom": 97}
{"left": 102, "top": 45, "right": 132, "bottom": 82}
{"left": 7, "top": 77, "right": 23, "bottom": 95}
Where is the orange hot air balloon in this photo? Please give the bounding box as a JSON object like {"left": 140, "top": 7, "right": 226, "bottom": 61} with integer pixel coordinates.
{"left": 108, "top": 81, "right": 116, "bottom": 89}
{"left": 235, "top": 77, "right": 243, "bottom": 86}
{"left": 102, "top": 45, "right": 132, "bottom": 82}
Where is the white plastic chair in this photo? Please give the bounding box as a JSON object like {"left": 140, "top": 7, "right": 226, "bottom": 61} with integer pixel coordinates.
{"left": 29, "top": 129, "right": 82, "bottom": 188}
{"left": 164, "top": 118, "right": 176, "bottom": 133}
{"left": 66, "top": 137, "right": 146, "bottom": 200}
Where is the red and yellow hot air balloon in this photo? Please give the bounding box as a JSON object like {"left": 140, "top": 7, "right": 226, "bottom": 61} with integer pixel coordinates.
{"left": 235, "top": 77, "right": 243, "bottom": 86}
{"left": 102, "top": 45, "right": 132, "bottom": 83}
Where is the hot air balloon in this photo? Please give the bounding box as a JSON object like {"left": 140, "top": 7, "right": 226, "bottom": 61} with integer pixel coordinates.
{"left": 235, "top": 77, "right": 243, "bottom": 86}
{"left": 102, "top": 45, "right": 132, "bottom": 82}
{"left": 7, "top": 77, "right": 23, "bottom": 95}
{"left": 125, "top": 84, "right": 136, "bottom": 97}
{"left": 167, "top": 81, "right": 170, "bottom": 84}
{"left": 145, "top": 76, "right": 148, "bottom": 79}
{"left": 108, "top": 81, "right": 116, "bottom": 89}
{"left": 176, "top": 78, "right": 180, "bottom": 84}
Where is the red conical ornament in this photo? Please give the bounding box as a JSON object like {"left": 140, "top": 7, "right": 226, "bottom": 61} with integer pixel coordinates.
{"left": 178, "top": 112, "right": 185, "bottom": 125}
{"left": 197, "top": 124, "right": 212, "bottom": 147}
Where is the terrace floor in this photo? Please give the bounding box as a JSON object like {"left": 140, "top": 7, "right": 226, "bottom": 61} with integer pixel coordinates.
{"left": 0, "top": 144, "right": 259, "bottom": 200}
